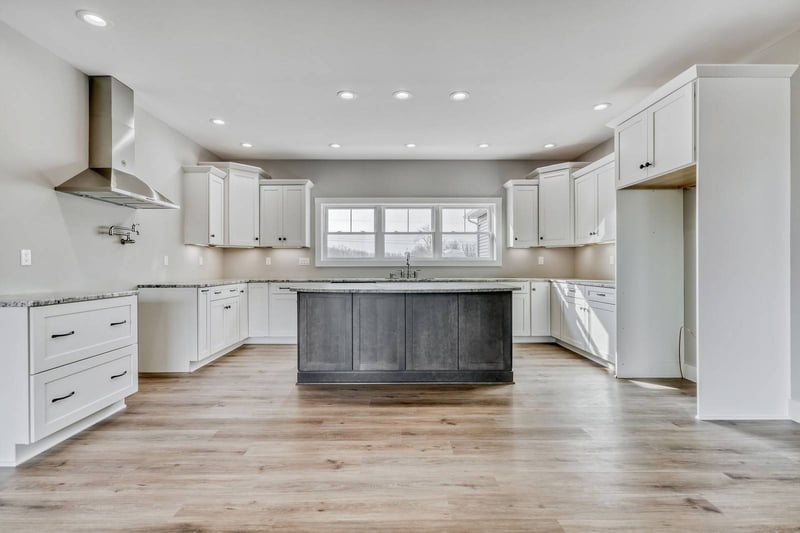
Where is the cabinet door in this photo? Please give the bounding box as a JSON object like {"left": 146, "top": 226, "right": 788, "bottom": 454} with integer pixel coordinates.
{"left": 259, "top": 186, "right": 283, "bottom": 247}
{"left": 589, "top": 303, "right": 616, "bottom": 363}
{"left": 530, "top": 282, "right": 551, "bottom": 336}
{"left": 209, "top": 299, "right": 227, "bottom": 354}
{"left": 227, "top": 169, "right": 260, "bottom": 246}
{"left": 238, "top": 287, "right": 248, "bottom": 341}
{"left": 248, "top": 283, "right": 270, "bottom": 337}
{"left": 512, "top": 291, "right": 530, "bottom": 337}
{"left": 281, "top": 186, "right": 307, "bottom": 247}
{"left": 549, "top": 284, "right": 562, "bottom": 339}
{"left": 510, "top": 185, "right": 539, "bottom": 247}
{"left": 538, "top": 170, "right": 572, "bottom": 246}
{"left": 648, "top": 83, "right": 695, "bottom": 179}
{"left": 574, "top": 174, "right": 597, "bottom": 245}
{"left": 615, "top": 112, "right": 649, "bottom": 188}
{"left": 354, "top": 294, "right": 405, "bottom": 371}
{"left": 458, "top": 293, "right": 511, "bottom": 371}
{"left": 208, "top": 175, "right": 225, "bottom": 246}
{"left": 268, "top": 286, "right": 298, "bottom": 338}
{"left": 197, "top": 289, "right": 210, "bottom": 360}
{"left": 223, "top": 298, "right": 240, "bottom": 348}
{"left": 595, "top": 162, "right": 616, "bottom": 242}
{"left": 562, "top": 298, "right": 588, "bottom": 351}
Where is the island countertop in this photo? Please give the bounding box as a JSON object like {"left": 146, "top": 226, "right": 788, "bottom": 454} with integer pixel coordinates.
{"left": 291, "top": 282, "right": 515, "bottom": 293}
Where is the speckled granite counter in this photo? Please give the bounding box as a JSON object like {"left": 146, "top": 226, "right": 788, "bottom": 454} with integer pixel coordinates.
{"left": 0, "top": 289, "right": 138, "bottom": 307}
{"left": 292, "top": 282, "right": 514, "bottom": 293}
{"left": 138, "top": 278, "right": 615, "bottom": 288}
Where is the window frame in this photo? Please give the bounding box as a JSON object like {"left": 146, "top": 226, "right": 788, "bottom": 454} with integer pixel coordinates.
{"left": 315, "top": 197, "right": 503, "bottom": 267}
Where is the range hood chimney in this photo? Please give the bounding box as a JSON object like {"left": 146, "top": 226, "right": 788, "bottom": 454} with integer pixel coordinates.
{"left": 56, "top": 76, "right": 179, "bottom": 209}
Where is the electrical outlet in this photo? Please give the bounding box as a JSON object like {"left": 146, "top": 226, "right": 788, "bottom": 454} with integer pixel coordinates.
{"left": 264, "top": 257, "right": 272, "bottom": 266}
{"left": 609, "top": 255, "right": 615, "bottom": 265}
{"left": 198, "top": 256, "right": 204, "bottom": 266}
{"left": 537, "top": 256, "right": 544, "bottom": 265}
{"left": 298, "top": 257, "right": 310, "bottom": 266}
{"left": 20, "top": 249, "right": 32, "bottom": 266}
{"left": 163, "top": 255, "right": 169, "bottom": 266}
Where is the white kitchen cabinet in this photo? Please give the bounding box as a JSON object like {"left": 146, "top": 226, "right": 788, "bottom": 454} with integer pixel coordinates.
{"left": 259, "top": 180, "right": 313, "bottom": 248}
{"left": 549, "top": 283, "right": 563, "bottom": 339}
{"left": 183, "top": 166, "right": 226, "bottom": 246}
{"left": 199, "top": 162, "right": 268, "bottom": 247}
{"left": 529, "top": 281, "right": 550, "bottom": 336}
{"left": 588, "top": 302, "right": 616, "bottom": 363}
{"left": 509, "top": 281, "right": 531, "bottom": 337}
{"left": 528, "top": 162, "right": 588, "bottom": 246}
{"left": 0, "top": 296, "right": 138, "bottom": 466}
{"left": 614, "top": 83, "right": 695, "bottom": 189}
{"left": 139, "top": 284, "right": 247, "bottom": 373}
{"left": 503, "top": 180, "right": 539, "bottom": 248}
{"left": 268, "top": 283, "right": 298, "bottom": 338}
{"left": 248, "top": 283, "right": 270, "bottom": 337}
{"left": 562, "top": 290, "right": 589, "bottom": 351}
{"left": 573, "top": 155, "right": 616, "bottom": 245}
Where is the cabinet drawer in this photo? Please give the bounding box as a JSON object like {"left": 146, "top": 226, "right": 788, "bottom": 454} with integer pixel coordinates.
{"left": 30, "top": 296, "right": 138, "bottom": 374}
{"left": 560, "top": 283, "right": 584, "bottom": 300}
{"left": 31, "top": 344, "right": 138, "bottom": 441}
{"left": 586, "top": 287, "right": 616, "bottom": 305}
{"left": 209, "top": 284, "right": 244, "bottom": 301}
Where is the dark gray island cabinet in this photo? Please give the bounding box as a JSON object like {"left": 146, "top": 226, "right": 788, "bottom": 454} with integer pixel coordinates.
{"left": 295, "top": 283, "right": 513, "bottom": 384}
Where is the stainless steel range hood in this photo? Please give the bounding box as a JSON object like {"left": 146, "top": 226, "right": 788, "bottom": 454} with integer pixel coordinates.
{"left": 56, "top": 76, "right": 179, "bottom": 209}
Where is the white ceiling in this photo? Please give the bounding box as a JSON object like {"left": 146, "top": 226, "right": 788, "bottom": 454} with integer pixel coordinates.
{"left": 2, "top": 0, "right": 800, "bottom": 160}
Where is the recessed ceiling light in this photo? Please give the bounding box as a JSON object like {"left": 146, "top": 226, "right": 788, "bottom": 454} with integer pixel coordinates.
{"left": 76, "top": 10, "right": 108, "bottom": 27}
{"left": 593, "top": 102, "right": 612, "bottom": 111}
{"left": 329, "top": 143, "right": 342, "bottom": 148}
{"left": 405, "top": 143, "right": 417, "bottom": 148}
{"left": 449, "top": 91, "right": 470, "bottom": 101}
{"left": 478, "top": 143, "right": 490, "bottom": 148}
{"left": 393, "top": 90, "right": 413, "bottom": 100}
{"left": 210, "top": 118, "right": 226, "bottom": 126}
{"left": 543, "top": 143, "right": 557, "bottom": 149}
{"left": 337, "top": 90, "right": 357, "bottom": 100}
{"left": 240, "top": 142, "right": 253, "bottom": 148}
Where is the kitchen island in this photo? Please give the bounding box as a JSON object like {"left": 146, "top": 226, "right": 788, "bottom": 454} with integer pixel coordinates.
{"left": 295, "top": 282, "right": 513, "bottom": 384}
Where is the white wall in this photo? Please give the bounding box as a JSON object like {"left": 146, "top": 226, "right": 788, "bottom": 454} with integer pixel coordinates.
{"left": 224, "top": 159, "right": 577, "bottom": 279}
{"left": 683, "top": 188, "right": 697, "bottom": 370}
{"left": 0, "top": 21, "right": 223, "bottom": 293}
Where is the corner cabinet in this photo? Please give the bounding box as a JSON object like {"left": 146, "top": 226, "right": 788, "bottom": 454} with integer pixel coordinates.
{"left": 573, "top": 154, "right": 616, "bottom": 245}
{"left": 183, "top": 166, "right": 226, "bottom": 246}
{"left": 503, "top": 180, "right": 539, "bottom": 248}
{"left": 198, "top": 162, "right": 269, "bottom": 247}
{"left": 259, "top": 180, "right": 313, "bottom": 248}
{"left": 613, "top": 82, "right": 695, "bottom": 189}
{"left": 528, "top": 162, "right": 588, "bottom": 247}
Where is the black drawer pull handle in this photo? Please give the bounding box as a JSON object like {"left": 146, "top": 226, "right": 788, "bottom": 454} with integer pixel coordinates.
{"left": 52, "top": 391, "right": 75, "bottom": 403}
{"left": 229, "top": 289, "right": 238, "bottom": 292}
{"left": 110, "top": 370, "right": 128, "bottom": 380}
{"left": 51, "top": 331, "right": 75, "bottom": 339}
{"left": 596, "top": 293, "right": 606, "bottom": 297}
{"left": 110, "top": 320, "right": 127, "bottom": 326}
{"left": 214, "top": 291, "right": 222, "bottom": 295}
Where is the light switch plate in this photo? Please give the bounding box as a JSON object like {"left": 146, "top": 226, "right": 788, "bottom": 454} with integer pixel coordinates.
{"left": 198, "top": 256, "right": 204, "bottom": 266}
{"left": 20, "top": 249, "right": 32, "bottom": 266}
{"left": 264, "top": 257, "right": 272, "bottom": 266}
{"left": 537, "top": 256, "right": 544, "bottom": 265}
{"left": 298, "top": 257, "right": 310, "bottom": 266}
{"left": 163, "top": 255, "right": 169, "bottom": 266}
{"left": 609, "top": 255, "right": 615, "bottom": 265}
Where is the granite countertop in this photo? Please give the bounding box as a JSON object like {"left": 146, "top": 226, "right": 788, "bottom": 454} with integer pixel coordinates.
{"left": 137, "top": 278, "right": 616, "bottom": 288}
{"left": 291, "top": 282, "right": 515, "bottom": 293}
{"left": 0, "top": 289, "right": 139, "bottom": 308}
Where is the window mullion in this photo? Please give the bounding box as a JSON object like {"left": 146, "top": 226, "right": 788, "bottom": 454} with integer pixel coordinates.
{"left": 376, "top": 206, "right": 385, "bottom": 259}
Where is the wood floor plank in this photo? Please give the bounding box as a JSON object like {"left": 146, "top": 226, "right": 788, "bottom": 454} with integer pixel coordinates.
{"left": 0, "top": 343, "right": 799, "bottom": 531}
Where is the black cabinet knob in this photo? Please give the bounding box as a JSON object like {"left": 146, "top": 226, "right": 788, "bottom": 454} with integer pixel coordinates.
{"left": 540, "top": 236, "right": 544, "bottom": 240}
{"left": 514, "top": 237, "right": 518, "bottom": 241}
{"left": 639, "top": 164, "right": 645, "bottom": 169}
{"left": 645, "top": 162, "right": 652, "bottom": 167}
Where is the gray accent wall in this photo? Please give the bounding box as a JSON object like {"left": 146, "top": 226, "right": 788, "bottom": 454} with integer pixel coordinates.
{"left": 224, "top": 159, "right": 579, "bottom": 279}
{"left": 0, "top": 21, "right": 223, "bottom": 293}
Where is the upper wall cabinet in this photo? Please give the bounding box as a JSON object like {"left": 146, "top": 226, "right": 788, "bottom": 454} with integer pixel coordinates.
{"left": 528, "top": 162, "right": 587, "bottom": 247}
{"left": 503, "top": 180, "right": 539, "bottom": 248}
{"left": 259, "top": 180, "right": 313, "bottom": 248}
{"left": 614, "top": 83, "right": 695, "bottom": 189}
{"left": 573, "top": 154, "right": 616, "bottom": 245}
{"left": 183, "top": 166, "right": 226, "bottom": 246}
{"left": 199, "top": 162, "right": 268, "bottom": 247}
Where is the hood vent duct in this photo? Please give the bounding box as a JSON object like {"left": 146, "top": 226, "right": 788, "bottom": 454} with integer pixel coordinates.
{"left": 55, "top": 76, "right": 179, "bottom": 209}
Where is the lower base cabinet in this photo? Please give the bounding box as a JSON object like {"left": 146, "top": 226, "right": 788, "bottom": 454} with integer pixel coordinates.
{"left": 0, "top": 295, "right": 139, "bottom": 467}
{"left": 551, "top": 282, "right": 617, "bottom": 366}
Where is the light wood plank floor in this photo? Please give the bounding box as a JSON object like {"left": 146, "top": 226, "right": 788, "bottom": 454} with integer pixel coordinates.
{"left": 1, "top": 344, "right": 800, "bottom": 532}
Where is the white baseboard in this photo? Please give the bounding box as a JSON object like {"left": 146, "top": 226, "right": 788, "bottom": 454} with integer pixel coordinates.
{"left": 554, "top": 340, "right": 616, "bottom": 371}
{"left": 789, "top": 399, "right": 800, "bottom": 423}
{"left": 188, "top": 342, "right": 244, "bottom": 372}
{"left": 512, "top": 336, "right": 555, "bottom": 343}
{"left": 682, "top": 364, "right": 697, "bottom": 383}
{"left": 2, "top": 401, "right": 126, "bottom": 467}
{"left": 245, "top": 337, "right": 297, "bottom": 345}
